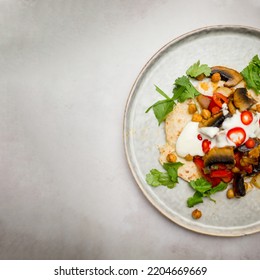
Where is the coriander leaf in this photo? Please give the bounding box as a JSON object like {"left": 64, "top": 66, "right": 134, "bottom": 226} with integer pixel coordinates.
{"left": 146, "top": 161, "right": 183, "bottom": 189}
{"left": 186, "top": 60, "right": 211, "bottom": 78}
{"left": 146, "top": 169, "right": 162, "bottom": 187}
{"left": 187, "top": 178, "right": 228, "bottom": 207}
{"left": 241, "top": 54, "right": 260, "bottom": 95}
{"left": 155, "top": 85, "right": 171, "bottom": 99}
{"left": 145, "top": 86, "right": 175, "bottom": 125}
{"left": 163, "top": 162, "right": 184, "bottom": 171}
{"left": 158, "top": 172, "right": 176, "bottom": 189}
{"left": 152, "top": 99, "right": 175, "bottom": 125}
{"left": 204, "top": 181, "right": 228, "bottom": 203}
{"left": 163, "top": 162, "right": 184, "bottom": 187}
{"left": 173, "top": 76, "right": 200, "bottom": 102}
{"left": 187, "top": 191, "right": 203, "bottom": 208}
{"left": 189, "top": 177, "right": 212, "bottom": 193}
{"left": 145, "top": 169, "right": 176, "bottom": 189}
{"left": 207, "top": 181, "right": 228, "bottom": 195}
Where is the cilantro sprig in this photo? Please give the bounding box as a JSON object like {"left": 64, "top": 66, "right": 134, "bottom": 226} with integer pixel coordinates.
{"left": 187, "top": 178, "right": 228, "bottom": 207}
{"left": 145, "top": 86, "right": 175, "bottom": 125}
{"left": 186, "top": 60, "right": 211, "bottom": 78}
{"left": 146, "top": 162, "right": 183, "bottom": 189}
{"left": 241, "top": 54, "right": 260, "bottom": 95}
{"left": 146, "top": 75, "right": 200, "bottom": 125}
{"left": 173, "top": 75, "right": 200, "bottom": 102}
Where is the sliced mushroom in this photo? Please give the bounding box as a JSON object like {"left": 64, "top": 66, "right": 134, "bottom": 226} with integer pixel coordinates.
{"left": 211, "top": 66, "right": 243, "bottom": 87}
{"left": 233, "top": 88, "right": 256, "bottom": 111}
{"left": 199, "top": 111, "right": 227, "bottom": 128}
{"left": 203, "top": 146, "right": 235, "bottom": 168}
{"left": 214, "top": 86, "right": 233, "bottom": 97}
{"left": 233, "top": 173, "right": 246, "bottom": 197}
{"left": 227, "top": 99, "right": 236, "bottom": 115}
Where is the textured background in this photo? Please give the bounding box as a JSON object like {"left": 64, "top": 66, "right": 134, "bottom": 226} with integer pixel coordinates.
{"left": 0, "top": 0, "right": 260, "bottom": 259}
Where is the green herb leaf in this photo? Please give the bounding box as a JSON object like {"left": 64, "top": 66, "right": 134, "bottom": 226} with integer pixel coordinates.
{"left": 145, "top": 169, "right": 162, "bottom": 187}
{"left": 207, "top": 181, "right": 228, "bottom": 196}
{"left": 189, "top": 177, "right": 212, "bottom": 193}
{"left": 152, "top": 99, "right": 175, "bottom": 125}
{"left": 146, "top": 162, "right": 183, "bottom": 189}
{"left": 186, "top": 60, "right": 211, "bottom": 78}
{"left": 187, "top": 178, "right": 228, "bottom": 208}
{"left": 173, "top": 76, "right": 200, "bottom": 102}
{"left": 145, "top": 86, "right": 175, "bottom": 125}
{"left": 187, "top": 191, "right": 203, "bottom": 208}
{"left": 241, "top": 55, "right": 260, "bottom": 95}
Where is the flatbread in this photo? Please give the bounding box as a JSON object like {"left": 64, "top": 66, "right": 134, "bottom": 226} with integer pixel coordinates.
{"left": 159, "top": 100, "right": 201, "bottom": 182}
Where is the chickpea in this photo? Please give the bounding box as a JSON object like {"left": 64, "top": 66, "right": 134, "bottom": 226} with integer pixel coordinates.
{"left": 196, "top": 73, "right": 205, "bottom": 81}
{"left": 211, "top": 72, "right": 221, "bottom": 83}
{"left": 201, "top": 109, "right": 211, "bottom": 120}
{"left": 192, "top": 113, "right": 203, "bottom": 122}
{"left": 184, "top": 154, "right": 193, "bottom": 161}
{"left": 192, "top": 209, "right": 202, "bottom": 219}
{"left": 226, "top": 188, "right": 235, "bottom": 199}
{"left": 188, "top": 103, "right": 197, "bottom": 114}
{"left": 166, "top": 153, "right": 177, "bottom": 163}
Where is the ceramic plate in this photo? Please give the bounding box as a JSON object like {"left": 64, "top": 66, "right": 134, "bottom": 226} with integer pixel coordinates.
{"left": 124, "top": 25, "right": 260, "bottom": 236}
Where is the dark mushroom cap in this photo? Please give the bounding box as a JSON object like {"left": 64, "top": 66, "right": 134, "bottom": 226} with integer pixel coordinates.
{"left": 199, "top": 111, "right": 227, "bottom": 128}
{"left": 203, "top": 146, "right": 235, "bottom": 168}
{"left": 211, "top": 66, "right": 243, "bottom": 87}
{"left": 233, "top": 173, "right": 246, "bottom": 197}
{"left": 233, "top": 87, "right": 256, "bottom": 111}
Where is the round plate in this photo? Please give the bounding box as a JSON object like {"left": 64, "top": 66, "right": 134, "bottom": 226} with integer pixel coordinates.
{"left": 124, "top": 25, "right": 260, "bottom": 236}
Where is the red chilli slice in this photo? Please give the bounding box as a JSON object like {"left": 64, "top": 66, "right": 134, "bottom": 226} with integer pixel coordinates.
{"left": 227, "top": 127, "right": 246, "bottom": 146}
{"left": 241, "top": 111, "right": 253, "bottom": 125}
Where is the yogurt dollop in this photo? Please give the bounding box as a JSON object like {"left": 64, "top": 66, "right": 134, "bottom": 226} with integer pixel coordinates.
{"left": 176, "top": 110, "right": 260, "bottom": 158}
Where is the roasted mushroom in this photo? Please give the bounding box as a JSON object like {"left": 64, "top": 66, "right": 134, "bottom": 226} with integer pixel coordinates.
{"left": 233, "top": 173, "right": 246, "bottom": 197}
{"left": 199, "top": 111, "right": 227, "bottom": 128}
{"left": 233, "top": 88, "right": 256, "bottom": 111}
{"left": 203, "top": 146, "right": 235, "bottom": 168}
{"left": 211, "top": 66, "right": 243, "bottom": 87}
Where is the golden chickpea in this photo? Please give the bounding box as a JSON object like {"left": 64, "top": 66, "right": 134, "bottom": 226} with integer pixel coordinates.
{"left": 192, "top": 209, "right": 202, "bottom": 219}
{"left": 192, "top": 113, "right": 203, "bottom": 122}
{"left": 196, "top": 73, "right": 205, "bottom": 81}
{"left": 201, "top": 109, "right": 211, "bottom": 120}
{"left": 166, "top": 153, "right": 177, "bottom": 163}
{"left": 226, "top": 188, "right": 235, "bottom": 199}
{"left": 188, "top": 103, "right": 197, "bottom": 114}
{"left": 211, "top": 72, "right": 221, "bottom": 83}
{"left": 184, "top": 154, "right": 193, "bottom": 161}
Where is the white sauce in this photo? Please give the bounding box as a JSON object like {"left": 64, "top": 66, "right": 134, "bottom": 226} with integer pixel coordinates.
{"left": 176, "top": 110, "right": 260, "bottom": 158}
{"left": 175, "top": 122, "right": 204, "bottom": 157}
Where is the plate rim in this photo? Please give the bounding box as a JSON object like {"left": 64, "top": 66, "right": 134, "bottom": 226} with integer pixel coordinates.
{"left": 123, "top": 25, "right": 260, "bottom": 237}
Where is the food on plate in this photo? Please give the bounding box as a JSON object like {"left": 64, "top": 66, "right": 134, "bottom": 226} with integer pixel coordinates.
{"left": 146, "top": 55, "right": 260, "bottom": 215}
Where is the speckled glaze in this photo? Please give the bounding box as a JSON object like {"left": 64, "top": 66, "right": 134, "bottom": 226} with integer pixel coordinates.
{"left": 124, "top": 25, "right": 260, "bottom": 236}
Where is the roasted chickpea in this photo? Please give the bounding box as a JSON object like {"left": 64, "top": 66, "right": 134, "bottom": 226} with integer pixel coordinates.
{"left": 211, "top": 72, "right": 221, "bottom": 83}
{"left": 226, "top": 188, "right": 235, "bottom": 199}
{"left": 196, "top": 73, "right": 205, "bottom": 81}
{"left": 188, "top": 104, "right": 197, "bottom": 114}
{"left": 166, "top": 153, "right": 177, "bottom": 163}
{"left": 192, "top": 209, "right": 202, "bottom": 219}
{"left": 192, "top": 113, "right": 203, "bottom": 122}
{"left": 201, "top": 109, "right": 211, "bottom": 120}
{"left": 184, "top": 154, "right": 193, "bottom": 161}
